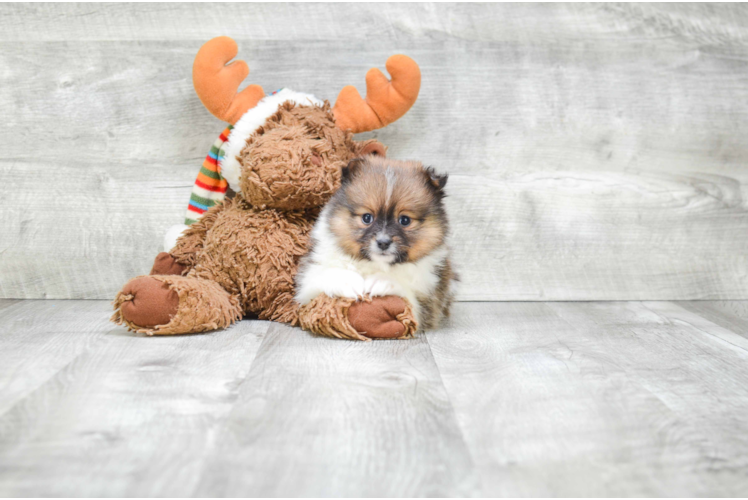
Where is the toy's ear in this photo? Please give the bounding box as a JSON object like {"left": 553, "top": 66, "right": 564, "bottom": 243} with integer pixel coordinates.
{"left": 358, "top": 141, "right": 387, "bottom": 158}
{"left": 341, "top": 158, "right": 365, "bottom": 184}
{"left": 425, "top": 166, "right": 448, "bottom": 191}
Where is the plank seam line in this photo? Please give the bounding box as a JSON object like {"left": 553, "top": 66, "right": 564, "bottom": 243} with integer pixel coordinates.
{"left": 188, "top": 321, "right": 274, "bottom": 495}
{"left": 0, "top": 325, "right": 115, "bottom": 422}
{"left": 423, "top": 330, "right": 485, "bottom": 495}
{"left": 642, "top": 301, "right": 748, "bottom": 355}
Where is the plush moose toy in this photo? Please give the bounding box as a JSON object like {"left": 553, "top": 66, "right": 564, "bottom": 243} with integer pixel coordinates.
{"left": 112, "top": 36, "right": 421, "bottom": 340}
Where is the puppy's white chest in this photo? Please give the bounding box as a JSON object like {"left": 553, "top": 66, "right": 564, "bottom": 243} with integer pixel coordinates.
{"left": 294, "top": 211, "right": 448, "bottom": 319}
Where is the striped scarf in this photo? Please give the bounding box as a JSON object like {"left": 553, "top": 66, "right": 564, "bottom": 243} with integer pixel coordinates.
{"left": 184, "top": 125, "right": 233, "bottom": 224}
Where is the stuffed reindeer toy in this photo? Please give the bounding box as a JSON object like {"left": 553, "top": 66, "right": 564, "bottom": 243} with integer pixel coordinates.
{"left": 112, "top": 36, "right": 421, "bottom": 340}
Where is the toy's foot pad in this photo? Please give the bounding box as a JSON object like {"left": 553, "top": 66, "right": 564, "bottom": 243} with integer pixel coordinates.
{"left": 348, "top": 296, "right": 410, "bottom": 339}
{"left": 118, "top": 276, "right": 179, "bottom": 328}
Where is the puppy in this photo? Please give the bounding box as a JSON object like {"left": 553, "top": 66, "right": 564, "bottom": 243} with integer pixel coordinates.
{"left": 295, "top": 155, "right": 455, "bottom": 330}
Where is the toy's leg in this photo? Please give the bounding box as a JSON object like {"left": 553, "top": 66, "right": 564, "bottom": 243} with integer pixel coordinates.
{"left": 111, "top": 275, "right": 242, "bottom": 335}
{"left": 299, "top": 294, "right": 417, "bottom": 341}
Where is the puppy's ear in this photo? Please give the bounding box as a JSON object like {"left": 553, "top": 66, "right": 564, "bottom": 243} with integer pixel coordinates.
{"left": 341, "top": 158, "right": 365, "bottom": 183}
{"left": 425, "top": 166, "right": 448, "bottom": 190}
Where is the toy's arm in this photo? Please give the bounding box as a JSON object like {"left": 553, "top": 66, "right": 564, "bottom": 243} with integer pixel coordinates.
{"left": 298, "top": 294, "right": 417, "bottom": 341}
{"left": 170, "top": 200, "right": 228, "bottom": 267}
{"left": 150, "top": 200, "right": 230, "bottom": 276}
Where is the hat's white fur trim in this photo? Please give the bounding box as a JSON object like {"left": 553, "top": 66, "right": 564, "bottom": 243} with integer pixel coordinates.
{"left": 163, "top": 223, "right": 189, "bottom": 252}
{"left": 219, "top": 89, "right": 324, "bottom": 191}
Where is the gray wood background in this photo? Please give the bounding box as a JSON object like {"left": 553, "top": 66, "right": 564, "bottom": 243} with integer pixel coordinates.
{"left": 2, "top": 3, "right": 748, "bottom": 300}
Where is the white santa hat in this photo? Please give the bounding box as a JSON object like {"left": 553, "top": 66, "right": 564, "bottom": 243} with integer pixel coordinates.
{"left": 219, "top": 88, "right": 323, "bottom": 192}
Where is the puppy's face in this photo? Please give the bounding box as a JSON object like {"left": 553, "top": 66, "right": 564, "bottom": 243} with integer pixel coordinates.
{"left": 328, "top": 156, "right": 448, "bottom": 264}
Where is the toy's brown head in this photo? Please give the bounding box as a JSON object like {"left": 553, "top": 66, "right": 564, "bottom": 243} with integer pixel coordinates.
{"left": 234, "top": 100, "right": 386, "bottom": 211}
{"left": 192, "top": 37, "right": 420, "bottom": 211}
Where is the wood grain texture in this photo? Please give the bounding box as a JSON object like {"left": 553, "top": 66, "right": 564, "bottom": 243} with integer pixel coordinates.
{"left": 679, "top": 300, "right": 748, "bottom": 341}
{"left": 644, "top": 300, "right": 748, "bottom": 351}
{"left": 0, "top": 300, "right": 269, "bottom": 497}
{"left": 0, "top": 161, "right": 202, "bottom": 299}
{"left": 194, "top": 323, "right": 480, "bottom": 497}
{"left": 0, "top": 300, "right": 112, "bottom": 417}
{"left": 1, "top": 3, "right": 746, "bottom": 43}
{"left": 3, "top": 299, "right": 748, "bottom": 495}
{"left": 0, "top": 299, "right": 21, "bottom": 312}
{"left": 427, "top": 301, "right": 748, "bottom": 496}
{"left": 2, "top": 3, "right": 748, "bottom": 299}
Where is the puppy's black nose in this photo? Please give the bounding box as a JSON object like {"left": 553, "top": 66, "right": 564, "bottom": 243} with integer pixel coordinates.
{"left": 376, "top": 237, "right": 392, "bottom": 251}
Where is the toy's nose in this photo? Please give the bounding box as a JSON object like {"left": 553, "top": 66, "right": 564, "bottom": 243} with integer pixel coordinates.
{"left": 376, "top": 237, "right": 392, "bottom": 251}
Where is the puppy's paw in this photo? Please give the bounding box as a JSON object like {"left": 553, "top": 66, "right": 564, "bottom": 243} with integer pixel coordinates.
{"left": 321, "top": 269, "right": 366, "bottom": 299}
{"left": 364, "top": 275, "right": 400, "bottom": 297}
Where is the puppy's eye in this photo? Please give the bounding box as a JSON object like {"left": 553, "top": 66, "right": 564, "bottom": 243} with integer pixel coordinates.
{"left": 362, "top": 213, "right": 373, "bottom": 225}
{"left": 399, "top": 215, "right": 412, "bottom": 226}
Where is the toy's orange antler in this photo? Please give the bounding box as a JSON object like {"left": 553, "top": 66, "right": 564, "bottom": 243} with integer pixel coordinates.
{"left": 193, "top": 36, "right": 265, "bottom": 125}
{"left": 333, "top": 55, "right": 421, "bottom": 134}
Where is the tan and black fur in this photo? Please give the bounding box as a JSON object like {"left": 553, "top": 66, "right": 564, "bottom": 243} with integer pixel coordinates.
{"left": 296, "top": 156, "right": 456, "bottom": 331}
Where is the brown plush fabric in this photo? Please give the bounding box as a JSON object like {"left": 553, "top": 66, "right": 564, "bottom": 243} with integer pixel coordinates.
{"left": 299, "top": 294, "right": 417, "bottom": 341}
{"left": 112, "top": 275, "right": 242, "bottom": 335}
{"left": 150, "top": 252, "right": 188, "bottom": 276}
{"left": 113, "top": 276, "right": 179, "bottom": 329}
{"left": 349, "top": 296, "right": 417, "bottom": 339}
{"left": 299, "top": 294, "right": 368, "bottom": 341}
{"left": 186, "top": 195, "right": 315, "bottom": 325}
{"left": 171, "top": 201, "right": 228, "bottom": 268}
{"left": 113, "top": 98, "right": 404, "bottom": 339}
{"left": 237, "top": 102, "right": 359, "bottom": 211}
{"left": 162, "top": 105, "right": 383, "bottom": 330}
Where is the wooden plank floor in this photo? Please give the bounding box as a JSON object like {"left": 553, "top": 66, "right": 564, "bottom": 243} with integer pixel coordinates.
{"left": 1, "top": 300, "right": 748, "bottom": 496}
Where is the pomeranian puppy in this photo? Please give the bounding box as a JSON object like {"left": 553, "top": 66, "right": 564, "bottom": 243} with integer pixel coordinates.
{"left": 295, "top": 155, "right": 455, "bottom": 330}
